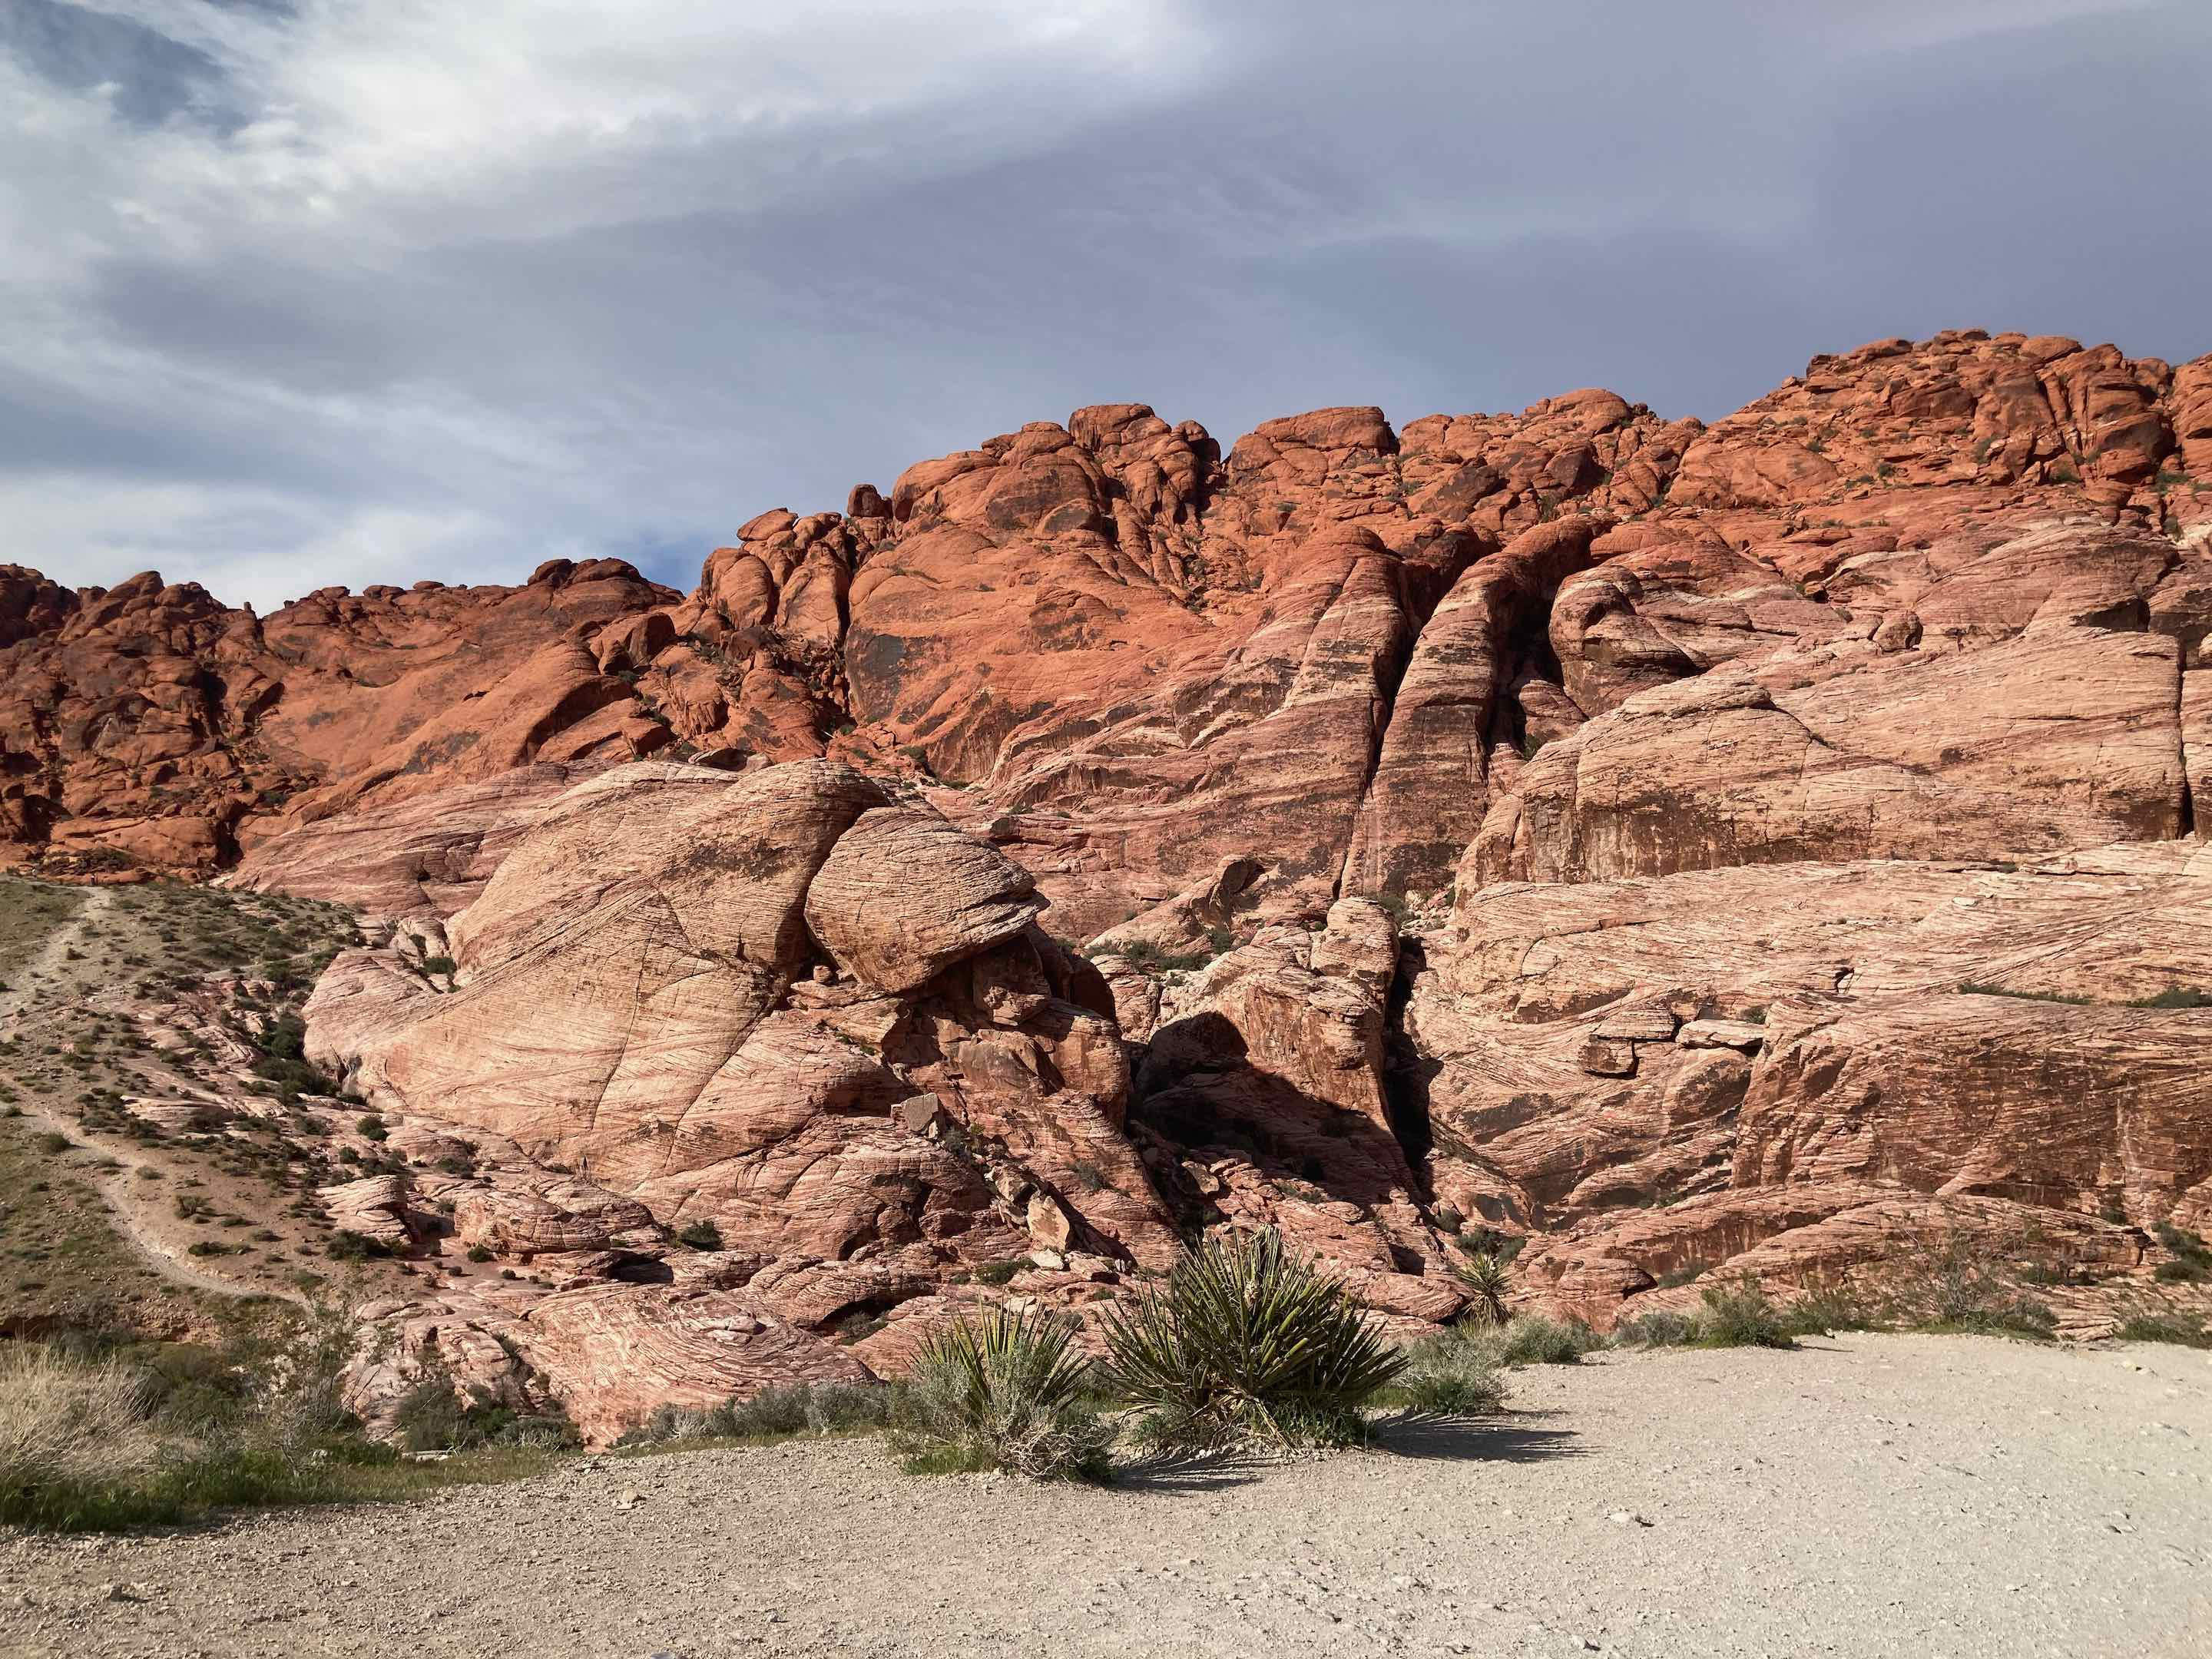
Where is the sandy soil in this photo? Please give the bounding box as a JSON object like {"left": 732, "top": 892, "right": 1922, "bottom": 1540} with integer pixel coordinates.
{"left": 5, "top": 1332, "right": 2206, "bottom": 1659}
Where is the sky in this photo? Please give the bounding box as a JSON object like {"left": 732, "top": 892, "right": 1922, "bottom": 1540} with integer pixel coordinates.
{"left": 3, "top": 1, "right": 2208, "bottom": 611}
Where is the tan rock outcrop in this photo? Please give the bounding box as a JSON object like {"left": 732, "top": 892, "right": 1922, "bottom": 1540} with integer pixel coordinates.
{"left": 518, "top": 1283, "right": 873, "bottom": 1444}
{"left": 1403, "top": 843, "right": 2212, "bottom": 1322}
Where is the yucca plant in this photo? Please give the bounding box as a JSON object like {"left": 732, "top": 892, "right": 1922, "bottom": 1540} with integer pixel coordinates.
{"left": 1452, "top": 1250, "right": 1511, "bottom": 1325}
{"left": 891, "top": 1307, "right": 1111, "bottom": 1480}
{"left": 1097, "top": 1230, "right": 1404, "bottom": 1449}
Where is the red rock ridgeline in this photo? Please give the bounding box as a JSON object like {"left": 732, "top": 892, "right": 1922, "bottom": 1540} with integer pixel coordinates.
{"left": 6, "top": 328, "right": 2212, "bottom": 1425}
{"left": 0, "top": 558, "right": 677, "bottom": 876}
{"left": 9, "top": 329, "right": 2207, "bottom": 916}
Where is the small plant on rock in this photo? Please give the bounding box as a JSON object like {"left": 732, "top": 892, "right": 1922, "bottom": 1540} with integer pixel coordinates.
{"left": 892, "top": 1308, "right": 1111, "bottom": 1479}
{"left": 674, "top": 1219, "right": 724, "bottom": 1251}
{"left": 1098, "top": 1230, "right": 1404, "bottom": 1449}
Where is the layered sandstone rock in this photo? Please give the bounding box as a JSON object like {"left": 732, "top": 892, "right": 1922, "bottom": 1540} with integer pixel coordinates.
{"left": 1132, "top": 899, "right": 1465, "bottom": 1323}
{"left": 305, "top": 760, "right": 1194, "bottom": 1320}
{"left": 1402, "top": 843, "right": 2212, "bottom": 1323}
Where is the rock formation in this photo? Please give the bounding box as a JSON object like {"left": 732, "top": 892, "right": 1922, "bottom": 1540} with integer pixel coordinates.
{"left": 10, "top": 326, "right": 2212, "bottom": 1431}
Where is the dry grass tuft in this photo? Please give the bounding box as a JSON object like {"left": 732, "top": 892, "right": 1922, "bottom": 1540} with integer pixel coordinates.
{"left": 0, "top": 1345, "right": 158, "bottom": 1498}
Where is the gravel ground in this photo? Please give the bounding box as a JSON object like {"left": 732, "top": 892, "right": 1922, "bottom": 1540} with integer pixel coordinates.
{"left": 5, "top": 1332, "right": 2207, "bottom": 1659}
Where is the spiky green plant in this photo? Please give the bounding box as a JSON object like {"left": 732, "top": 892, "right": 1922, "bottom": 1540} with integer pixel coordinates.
{"left": 891, "top": 1308, "right": 1110, "bottom": 1480}
{"left": 1452, "top": 1250, "right": 1511, "bottom": 1325}
{"left": 1097, "top": 1230, "right": 1404, "bottom": 1449}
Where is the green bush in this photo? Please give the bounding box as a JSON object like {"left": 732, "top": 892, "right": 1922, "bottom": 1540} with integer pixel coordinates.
{"left": 1782, "top": 1280, "right": 1879, "bottom": 1336}
{"left": 1612, "top": 1308, "right": 1700, "bottom": 1347}
{"left": 674, "top": 1218, "right": 724, "bottom": 1251}
{"left": 618, "top": 1382, "right": 892, "bottom": 1448}
{"left": 1392, "top": 1326, "right": 1510, "bottom": 1414}
{"left": 2115, "top": 1311, "right": 2211, "bottom": 1349}
{"left": 1886, "top": 1233, "right": 2057, "bottom": 1338}
{"left": 391, "top": 1373, "right": 577, "bottom": 1453}
{"left": 1694, "top": 1279, "right": 1796, "bottom": 1349}
{"left": 1496, "top": 1314, "right": 1604, "bottom": 1366}
{"left": 1098, "top": 1231, "right": 1404, "bottom": 1449}
{"left": 2152, "top": 1224, "right": 2210, "bottom": 1284}
{"left": 0, "top": 1297, "right": 560, "bottom": 1531}
{"left": 892, "top": 1308, "right": 1111, "bottom": 1479}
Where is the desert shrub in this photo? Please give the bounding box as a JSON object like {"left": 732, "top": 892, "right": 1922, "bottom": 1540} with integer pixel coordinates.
{"left": 1098, "top": 1231, "right": 1404, "bottom": 1449}
{"left": 392, "top": 1372, "right": 577, "bottom": 1454}
{"left": 1451, "top": 1251, "right": 1510, "bottom": 1326}
{"left": 465, "top": 1244, "right": 493, "bottom": 1263}
{"left": 1392, "top": 1326, "right": 1510, "bottom": 1414}
{"left": 1116, "top": 938, "right": 1214, "bottom": 975}
{"left": 674, "top": 1218, "right": 724, "bottom": 1251}
{"left": 971, "top": 1258, "right": 1025, "bottom": 1286}
{"left": 0, "top": 1348, "right": 159, "bottom": 1525}
{"left": 1781, "top": 1280, "right": 1879, "bottom": 1336}
{"left": 1496, "top": 1314, "right": 1604, "bottom": 1366}
{"left": 356, "top": 1114, "right": 387, "bottom": 1141}
{"left": 618, "top": 1382, "right": 892, "bottom": 1449}
{"left": 326, "top": 1229, "right": 392, "bottom": 1261}
{"left": 892, "top": 1309, "right": 1111, "bottom": 1479}
{"left": 1613, "top": 1308, "right": 1700, "bottom": 1347}
{"left": 2151, "top": 1224, "right": 2210, "bottom": 1284}
{"left": 1885, "top": 1233, "right": 2057, "bottom": 1338}
{"left": 251, "top": 1014, "right": 335, "bottom": 1104}
{"left": 2115, "top": 1310, "right": 2212, "bottom": 1349}
{"left": 0, "top": 1298, "right": 379, "bottom": 1528}
{"left": 1694, "top": 1278, "right": 1796, "bottom": 1349}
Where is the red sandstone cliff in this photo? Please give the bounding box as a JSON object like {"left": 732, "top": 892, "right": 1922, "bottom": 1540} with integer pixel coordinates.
{"left": 8, "top": 329, "right": 2211, "bottom": 1411}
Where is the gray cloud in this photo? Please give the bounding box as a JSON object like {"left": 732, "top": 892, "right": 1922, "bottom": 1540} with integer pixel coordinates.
{"left": 2, "top": 0, "right": 2204, "bottom": 611}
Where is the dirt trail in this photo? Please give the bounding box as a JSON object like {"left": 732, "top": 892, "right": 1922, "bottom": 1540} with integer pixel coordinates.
{"left": 0, "top": 886, "right": 110, "bottom": 1026}
{"left": 5, "top": 1333, "right": 2207, "bottom": 1659}
{"left": 1, "top": 887, "right": 300, "bottom": 1308}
